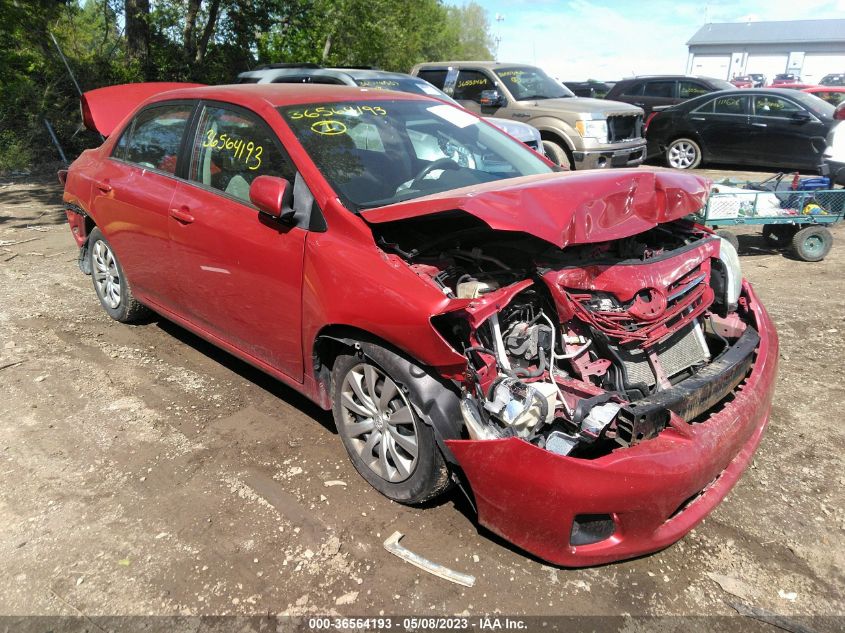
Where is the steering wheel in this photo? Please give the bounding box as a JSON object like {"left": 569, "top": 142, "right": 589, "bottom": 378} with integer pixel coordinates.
{"left": 409, "top": 158, "right": 460, "bottom": 190}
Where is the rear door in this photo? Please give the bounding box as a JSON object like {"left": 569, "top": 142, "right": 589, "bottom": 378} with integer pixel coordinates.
{"left": 750, "top": 94, "right": 827, "bottom": 168}
{"left": 167, "top": 102, "right": 308, "bottom": 380}
{"left": 89, "top": 102, "right": 196, "bottom": 309}
{"left": 689, "top": 94, "right": 751, "bottom": 162}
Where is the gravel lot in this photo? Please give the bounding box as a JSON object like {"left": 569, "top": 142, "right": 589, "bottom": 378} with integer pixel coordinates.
{"left": 0, "top": 167, "right": 842, "bottom": 631}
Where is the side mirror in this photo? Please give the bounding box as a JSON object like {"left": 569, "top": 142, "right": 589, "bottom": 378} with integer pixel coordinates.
{"left": 791, "top": 110, "right": 812, "bottom": 123}
{"left": 479, "top": 89, "right": 506, "bottom": 107}
{"left": 249, "top": 175, "right": 293, "bottom": 222}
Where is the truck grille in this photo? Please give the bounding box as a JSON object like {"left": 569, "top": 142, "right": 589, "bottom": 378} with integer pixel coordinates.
{"left": 612, "top": 321, "right": 710, "bottom": 388}
{"left": 607, "top": 114, "right": 643, "bottom": 142}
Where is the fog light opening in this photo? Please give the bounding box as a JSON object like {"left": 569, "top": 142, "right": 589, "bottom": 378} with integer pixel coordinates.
{"left": 570, "top": 514, "right": 616, "bottom": 546}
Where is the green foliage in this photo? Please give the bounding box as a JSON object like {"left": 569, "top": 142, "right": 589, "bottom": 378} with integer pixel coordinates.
{"left": 0, "top": 0, "right": 493, "bottom": 171}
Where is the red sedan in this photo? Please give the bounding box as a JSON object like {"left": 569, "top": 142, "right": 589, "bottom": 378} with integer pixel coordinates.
{"left": 61, "top": 82, "right": 777, "bottom": 566}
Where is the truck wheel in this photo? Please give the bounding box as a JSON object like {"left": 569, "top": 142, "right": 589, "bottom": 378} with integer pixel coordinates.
{"left": 542, "top": 140, "right": 572, "bottom": 170}
{"left": 762, "top": 224, "right": 797, "bottom": 247}
{"left": 665, "top": 138, "right": 701, "bottom": 169}
{"left": 715, "top": 229, "right": 739, "bottom": 252}
{"left": 331, "top": 344, "right": 451, "bottom": 505}
{"left": 88, "top": 228, "right": 149, "bottom": 323}
{"left": 791, "top": 226, "right": 833, "bottom": 262}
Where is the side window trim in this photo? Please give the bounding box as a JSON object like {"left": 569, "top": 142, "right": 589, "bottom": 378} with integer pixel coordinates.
{"left": 108, "top": 99, "right": 199, "bottom": 179}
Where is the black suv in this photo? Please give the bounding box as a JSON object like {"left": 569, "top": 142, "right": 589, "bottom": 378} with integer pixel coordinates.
{"left": 604, "top": 75, "right": 734, "bottom": 116}
{"left": 821, "top": 73, "right": 845, "bottom": 86}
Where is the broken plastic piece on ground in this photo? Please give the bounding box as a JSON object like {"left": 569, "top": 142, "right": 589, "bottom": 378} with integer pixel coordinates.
{"left": 382, "top": 531, "right": 476, "bottom": 587}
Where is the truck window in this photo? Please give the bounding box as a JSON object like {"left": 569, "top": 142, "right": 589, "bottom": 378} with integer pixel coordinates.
{"left": 643, "top": 81, "right": 675, "bottom": 98}
{"left": 416, "top": 70, "right": 448, "bottom": 90}
{"left": 622, "top": 82, "right": 644, "bottom": 96}
{"left": 453, "top": 70, "right": 494, "bottom": 103}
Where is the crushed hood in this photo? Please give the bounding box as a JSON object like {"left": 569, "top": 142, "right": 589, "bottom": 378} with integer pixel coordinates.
{"left": 363, "top": 169, "right": 711, "bottom": 249}
{"left": 81, "top": 82, "right": 205, "bottom": 137}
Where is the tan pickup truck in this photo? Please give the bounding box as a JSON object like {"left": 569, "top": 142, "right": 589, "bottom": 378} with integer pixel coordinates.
{"left": 411, "top": 61, "right": 647, "bottom": 170}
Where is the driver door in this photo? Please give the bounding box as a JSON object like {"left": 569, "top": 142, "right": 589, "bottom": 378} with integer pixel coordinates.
{"left": 167, "top": 103, "right": 307, "bottom": 380}
{"left": 452, "top": 69, "right": 503, "bottom": 117}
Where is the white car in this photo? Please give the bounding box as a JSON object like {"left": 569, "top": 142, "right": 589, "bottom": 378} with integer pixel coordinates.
{"left": 823, "top": 102, "right": 845, "bottom": 185}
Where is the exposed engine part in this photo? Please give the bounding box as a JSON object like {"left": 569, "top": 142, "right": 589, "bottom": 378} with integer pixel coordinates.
{"left": 546, "top": 431, "right": 579, "bottom": 456}
{"left": 457, "top": 279, "right": 496, "bottom": 299}
{"left": 580, "top": 402, "right": 622, "bottom": 441}
{"left": 483, "top": 377, "right": 555, "bottom": 438}
{"left": 460, "top": 396, "right": 499, "bottom": 440}
{"left": 489, "top": 314, "right": 511, "bottom": 372}
{"left": 504, "top": 321, "right": 552, "bottom": 363}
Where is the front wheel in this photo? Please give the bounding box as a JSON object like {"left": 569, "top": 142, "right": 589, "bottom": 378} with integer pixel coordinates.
{"left": 665, "top": 137, "right": 702, "bottom": 169}
{"left": 331, "top": 345, "right": 450, "bottom": 504}
{"left": 542, "top": 140, "right": 572, "bottom": 170}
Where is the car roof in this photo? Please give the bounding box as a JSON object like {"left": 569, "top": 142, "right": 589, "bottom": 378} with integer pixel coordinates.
{"left": 144, "top": 83, "right": 429, "bottom": 108}
{"left": 415, "top": 61, "right": 538, "bottom": 69}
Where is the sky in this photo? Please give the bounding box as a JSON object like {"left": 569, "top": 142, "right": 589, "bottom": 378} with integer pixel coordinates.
{"left": 447, "top": 0, "right": 845, "bottom": 81}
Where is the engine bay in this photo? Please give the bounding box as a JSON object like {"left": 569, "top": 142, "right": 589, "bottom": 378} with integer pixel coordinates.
{"left": 374, "top": 213, "right": 753, "bottom": 458}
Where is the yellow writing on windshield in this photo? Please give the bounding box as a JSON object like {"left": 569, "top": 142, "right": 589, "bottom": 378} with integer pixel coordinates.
{"left": 311, "top": 120, "right": 348, "bottom": 135}
{"left": 288, "top": 105, "right": 387, "bottom": 119}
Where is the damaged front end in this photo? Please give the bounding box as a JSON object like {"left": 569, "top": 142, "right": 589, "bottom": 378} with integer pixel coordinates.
{"left": 367, "top": 172, "right": 777, "bottom": 565}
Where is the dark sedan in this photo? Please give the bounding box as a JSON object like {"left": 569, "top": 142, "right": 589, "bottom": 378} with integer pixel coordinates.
{"left": 646, "top": 88, "right": 837, "bottom": 170}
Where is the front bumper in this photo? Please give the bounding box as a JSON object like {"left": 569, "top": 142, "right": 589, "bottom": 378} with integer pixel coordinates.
{"left": 573, "top": 141, "right": 647, "bottom": 169}
{"left": 446, "top": 281, "right": 778, "bottom": 567}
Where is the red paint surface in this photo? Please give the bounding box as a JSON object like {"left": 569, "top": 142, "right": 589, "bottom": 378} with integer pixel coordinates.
{"left": 363, "top": 169, "right": 711, "bottom": 249}
{"left": 81, "top": 82, "right": 205, "bottom": 136}
{"left": 64, "top": 83, "right": 778, "bottom": 565}
{"left": 447, "top": 282, "right": 777, "bottom": 566}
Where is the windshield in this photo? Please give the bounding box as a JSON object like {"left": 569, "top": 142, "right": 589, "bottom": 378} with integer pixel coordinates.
{"left": 354, "top": 76, "right": 459, "bottom": 105}
{"left": 493, "top": 66, "right": 574, "bottom": 100}
{"left": 280, "top": 100, "right": 553, "bottom": 210}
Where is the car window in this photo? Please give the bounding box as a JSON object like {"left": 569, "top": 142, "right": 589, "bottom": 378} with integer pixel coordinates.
{"left": 753, "top": 96, "right": 802, "bottom": 118}
{"left": 643, "top": 81, "right": 675, "bottom": 98}
{"left": 114, "top": 104, "right": 193, "bottom": 174}
{"left": 416, "top": 69, "right": 448, "bottom": 90}
{"left": 453, "top": 70, "right": 494, "bottom": 102}
{"left": 679, "top": 81, "right": 710, "bottom": 99}
{"left": 188, "top": 105, "right": 293, "bottom": 204}
{"left": 621, "top": 82, "right": 644, "bottom": 96}
{"left": 814, "top": 91, "right": 844, "bottom": 106}
{"left": 713, "top": 95, "right": 748, "bottom": 115}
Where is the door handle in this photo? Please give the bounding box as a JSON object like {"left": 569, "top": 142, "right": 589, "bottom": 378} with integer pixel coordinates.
{"left": 633, "top": 102, "right": 645, "bottom": 107}
{"left": 752, "top": 122, "right": 767, "bottom": 127}
{"left": 94, "top": 180, "right": 112, "bottom": 193}
{"left": 169, "top": 207, "right": 195, "bottom": 224}
{"left": 691, "top": 116, "right": 706, "bottom": 121}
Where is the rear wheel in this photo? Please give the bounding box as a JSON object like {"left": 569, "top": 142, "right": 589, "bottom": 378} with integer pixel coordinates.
{"left": 791, "top": 226, "right": 833, "bottom": 262}
{"left": 331, "top": 345, "right": 450, "bottom": 504}
{"left": 542, "top": 140, "right": 572, "bottom": 170}
{"left": 88, "top": 228, "right": 149, "bottom": 323}
{"left": 665, "top": 137, "right": 701, "bottom": 169}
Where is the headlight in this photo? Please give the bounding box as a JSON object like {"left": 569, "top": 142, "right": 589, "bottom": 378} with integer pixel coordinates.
{"left": 717, "top": 236, "right": 742, "bottom": 310}
{"left": 575, "top": 119, "right": 608, "bottom": 143}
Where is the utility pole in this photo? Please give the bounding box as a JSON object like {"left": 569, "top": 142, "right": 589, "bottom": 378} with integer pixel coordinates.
{"left": 494, "top": 13, "right": 504, "bottom": 61}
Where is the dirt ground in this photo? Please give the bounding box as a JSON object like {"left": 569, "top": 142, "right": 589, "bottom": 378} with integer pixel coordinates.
{"left": 0, "top": 167, "right": 842, "bottom": 630}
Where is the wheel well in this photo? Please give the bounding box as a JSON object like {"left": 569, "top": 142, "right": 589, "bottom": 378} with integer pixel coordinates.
{"left": 84, "top": 215, "right": 96, "bottom": 237}
{"left": 539, "top": 130, "right": 574, "bottom": 154}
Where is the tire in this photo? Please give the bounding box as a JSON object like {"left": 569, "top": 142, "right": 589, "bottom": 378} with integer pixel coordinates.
{"left": 791, "top": 226, "right": 833, "bottom": 262}
{"left": 715, "top": 229, "right": 739, "bottom": 252}
{"left": 331, "top": 345, "right": 450, "bottom": 505}
{"left": 762, "top": 223, "right": 797, "bottom": 248}
{"left": 542, "top": 140, "right": 572, "bottom": 170}
{"left": 665, "top": 137, "right": 702, "bottom": 169}
{"left": 88, "top": 227, "right": 149, "bottom": 323}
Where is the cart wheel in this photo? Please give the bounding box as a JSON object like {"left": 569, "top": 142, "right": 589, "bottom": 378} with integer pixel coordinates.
{"left": 791, "top": 226, "right": 833, "bottom": 262}
{"left": 715, "top": 229, "right": 739, "bottom": 252}
{"left": 762, "top": 224, "right": 797, "bottom": 248}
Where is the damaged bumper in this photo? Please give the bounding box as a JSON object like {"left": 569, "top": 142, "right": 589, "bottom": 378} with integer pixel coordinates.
{"left": 446, "top": 282, "right": 777, "bottom": 567}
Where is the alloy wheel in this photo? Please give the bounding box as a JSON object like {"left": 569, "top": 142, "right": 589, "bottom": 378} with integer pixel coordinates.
{"left": 668, "top": 141, "right": 698, "bottom": 169}
{"left": 339, "top": 363, "right": 419, "bottom": 483}
{"left": 92, "top": 240, "right": 122, "bottom": 309}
